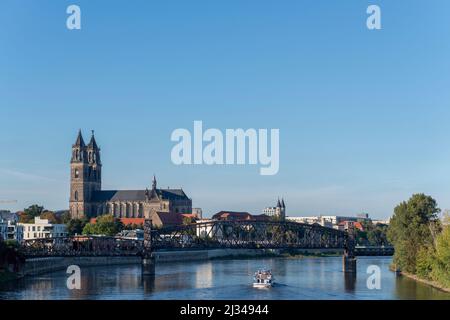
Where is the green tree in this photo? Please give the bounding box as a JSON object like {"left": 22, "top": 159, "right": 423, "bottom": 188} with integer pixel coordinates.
{"left": 66, "top": 218, "right": 88, "bottom": 236}
{"left": 82, "top": 214, "right": 124, "bottom": 236}
{"left": 19, "top": 204, "right": 45, "bottom": 223}
{"left": 416, "top": 246, "right": 434, "bottom": 279}
{"left": 430, "top": 224, "right": 450, "bottom": 287}
{"left": 387, "top": 194, "right": 441, "bottom": 274}
{"left": 40, "top": 211, "right": 58, "bottom": 224}
{"left": 61, "top": 211, "right": 72, "bottom": 224}
{"left": 182, "top": 216, "right": 193, "bottom": 225}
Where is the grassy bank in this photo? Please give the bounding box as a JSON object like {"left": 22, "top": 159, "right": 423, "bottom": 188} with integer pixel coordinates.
{"left": 398, "top": 271, "right": 450, "bottom": 293}
{"left": 389, "top": 264, "right": 450, "bottom": 293}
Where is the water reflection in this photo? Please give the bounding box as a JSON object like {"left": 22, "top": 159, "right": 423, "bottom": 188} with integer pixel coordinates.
{"left": 142, "top": 276, "right": 155, "bottom": 294}
{"left": 344, "top": 272, "right": 357, "bottom": 292}
{"left": 0, "top": 257, "right": 449, "bottom": 300}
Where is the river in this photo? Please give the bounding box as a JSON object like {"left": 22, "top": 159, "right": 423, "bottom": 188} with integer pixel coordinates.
{"left": 0, "top": 256, "right": 449, "bottom": 300}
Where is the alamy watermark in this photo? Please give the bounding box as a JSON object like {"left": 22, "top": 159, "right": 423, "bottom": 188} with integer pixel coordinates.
{"left": 171, "top": 121, "right": 280, "bottom": 176}
{"left": 66, "top": 5, "right": 81, "bottom": 30}
{"left": 66, "top": 265, "right": 81, "bottom": 290}
{"left": 367, "top": 5, "right": 382, "bottom": 30}
{"left": 366, "top": 265, "right": 382, "bottom": 290}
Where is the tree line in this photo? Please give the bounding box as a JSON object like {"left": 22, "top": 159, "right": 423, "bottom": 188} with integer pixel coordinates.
{"left": 388, "top": 193, "right": 450, "bottom": 288}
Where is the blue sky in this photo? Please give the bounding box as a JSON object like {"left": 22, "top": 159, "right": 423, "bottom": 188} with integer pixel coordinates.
{"left": 1, "top": 0, "right": 450, "bottom": 219}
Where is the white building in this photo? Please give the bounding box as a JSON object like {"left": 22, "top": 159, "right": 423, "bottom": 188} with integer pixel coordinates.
{"left": 372, "top": 219, "right": 390, "bottom": 225}
{"left": 263, "top": 199, "right": 286, "bottom": 220}
{"left": 287, "top": 215, "right": 372, "bottom": 229}
{"left": 5, "top": 221, "right": 24, "bottom": 242}
{"left": 195, "top": 219, "right": 225, "bottom": 239}
{"left": 192, "top": 208, "right": 203, "bottom": 219}
{"left": 19, "top": 217, "right": 68, "bottom": 240}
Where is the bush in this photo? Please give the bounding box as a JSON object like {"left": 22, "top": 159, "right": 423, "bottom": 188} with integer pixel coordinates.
{"left": 416, "top": 246, "right": 434, "bottom": 279}
{"left": 430, "top": 226, "right": 450, "bottom": 287}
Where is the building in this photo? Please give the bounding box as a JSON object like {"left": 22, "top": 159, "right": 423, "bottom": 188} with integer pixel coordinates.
{"left": 0, "top": 221, "right": 7, "bottom": 241}
{"left": 192, "top": 208, "right": 203, "bottom": 219}
{"left": 262, "top": 198, "right": 286, "bottom": 220}
{"left": 69, "top": 130, "right": 192, "bottom": 220}
{"left": 287, "top": 215, "right": 372, "bottom": 230}
{"left": 4, "top": 221, "right": 24, "bottom": 242}
{"left": 196, "top": 219, "right": 218, "bottom": 238}
{"left": 118, "top": 229, "right": 144, "bottom": 240}
{"left": 0, "top": 211, "right": 19, "bottom": 224}
{"left": 0, "top": 212, "right": 23, "bottom": 242}
{"left": 212, "top": 211, "right": 271, "bottom": 222}
{"left": 338, "top": 221, "right": 365, "bottom": 232}
{"left": 212, "top": 211, "right": 253, "bottom": 221}
{"left": 372, "top": 219, "right": 390, "bottom": 225}
{"left": 19, "top": 217, "right": 68, "bottom": 240}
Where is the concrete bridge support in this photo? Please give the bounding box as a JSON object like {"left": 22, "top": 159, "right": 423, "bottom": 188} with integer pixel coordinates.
{"left": 142, "top": 219, "right": 155, "bottom": 277}
{"left": 343, "top": 224, "right": 357, "bottom": 273}
{"left": 343, "top": 255, "right": 357, "bottom": 273}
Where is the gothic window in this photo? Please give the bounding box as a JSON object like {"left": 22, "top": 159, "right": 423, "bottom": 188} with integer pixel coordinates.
{"left": 75, "top": 149, "right": 79, "bottom": 160}
{"left": 139, "top": 204, "right": 143, "bottom": 218}
{"left": 74, "top": 191, "right": 78, "bottom": 201}
{"left": 74, "top": 169, "right": 79, "bottom": 178}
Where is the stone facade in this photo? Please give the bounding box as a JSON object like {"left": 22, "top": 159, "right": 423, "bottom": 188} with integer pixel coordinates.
{"left": 69, "top": 130, "right": 192, "bottom": 220}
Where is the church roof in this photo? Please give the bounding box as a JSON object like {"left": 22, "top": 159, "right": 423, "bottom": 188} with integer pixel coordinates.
{"left": 92, "top": 189, "right": 189, "bottom": 202}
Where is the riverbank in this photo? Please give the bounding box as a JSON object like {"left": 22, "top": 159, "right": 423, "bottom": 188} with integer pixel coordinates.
{"left": 399, "top": 271, "right": 450, "bottom": 293}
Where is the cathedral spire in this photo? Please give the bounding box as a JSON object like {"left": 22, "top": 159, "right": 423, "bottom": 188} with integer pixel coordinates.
{"left": 277, "top": 198, "right": 281, "bottom": 208}
{"left": 73, "top": 129, "right": 85, "bottom": 147}
{"left": 281, "top": 198, "right": 286, "bottom": 208}
{"left": 88, "top": 130, "right": 98, "bottom": 149}
{"left": 152, "top": 175, "right": 157, "bottom": 190}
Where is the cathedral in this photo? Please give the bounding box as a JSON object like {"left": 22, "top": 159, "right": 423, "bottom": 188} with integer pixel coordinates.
{"left": 69, "top": 130, "right": 192, "bottom": 220}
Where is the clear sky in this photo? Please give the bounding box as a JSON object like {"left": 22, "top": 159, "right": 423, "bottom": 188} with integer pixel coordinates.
{"left": 1, "top": 0, "right": 450, "bottom": 219}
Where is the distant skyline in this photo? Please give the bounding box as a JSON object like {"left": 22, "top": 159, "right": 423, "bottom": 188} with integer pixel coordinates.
{"left": 1, "top": 1, "right": 450, "bottom": 219}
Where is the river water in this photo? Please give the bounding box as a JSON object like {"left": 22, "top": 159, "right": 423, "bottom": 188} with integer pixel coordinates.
{"left": 0, "top": 256, "right": 449, "bottom": 300}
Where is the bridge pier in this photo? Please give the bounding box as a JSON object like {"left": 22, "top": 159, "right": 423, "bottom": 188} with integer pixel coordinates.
{"left": 342, "top": 223, "right": 357, "bottom": 273}
{"left": 142, "top": 219, "right": 156, "bottom": 277}
{"left": 343, "top": 255, "right": 357, "bottom": 273}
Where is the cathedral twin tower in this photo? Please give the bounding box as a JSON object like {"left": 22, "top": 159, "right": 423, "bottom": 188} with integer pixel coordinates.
{"left": 69, "top": 130, "right": 102, "bottom": 219}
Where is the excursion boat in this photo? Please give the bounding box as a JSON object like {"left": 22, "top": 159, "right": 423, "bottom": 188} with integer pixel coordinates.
{"left": 253, "top": 270, "right": 273, "bottom": 288}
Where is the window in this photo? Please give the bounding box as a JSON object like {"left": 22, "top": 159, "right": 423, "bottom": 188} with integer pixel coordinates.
{"left": 74, "top": 191, "right": 78, "bottom": 201}
{"left": 74, "top": 169, "right": 79, "bottom": 178}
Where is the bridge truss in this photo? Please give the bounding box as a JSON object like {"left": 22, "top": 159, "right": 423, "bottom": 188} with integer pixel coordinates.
{"left": 151, "top": 220, "right": 350, "bottom": 251}
{"left": 21, "top": 220, "right": 354, "bottom": 257}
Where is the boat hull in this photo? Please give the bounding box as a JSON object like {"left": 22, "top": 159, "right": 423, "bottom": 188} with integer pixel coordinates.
{"left": 253, "top": 283, "right": 273, "bottom": 288}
